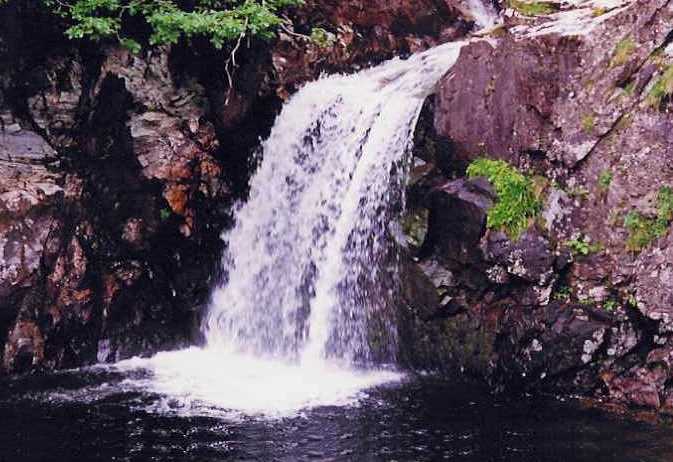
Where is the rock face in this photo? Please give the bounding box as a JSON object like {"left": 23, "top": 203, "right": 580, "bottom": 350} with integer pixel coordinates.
{"left": 4, "top": 0, "right": 672, "bottom": 415}
{"left": 402, "top": 0, "right": 673, "bottom": 411}
{"left": 0, "top": 0, "right": 469, "bottom": 372}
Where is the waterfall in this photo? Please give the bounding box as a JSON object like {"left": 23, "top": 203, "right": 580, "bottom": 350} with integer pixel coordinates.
{"left": 204, "top": 41, "right": 465, "bottom": 367}
{"left": 114, "top": 40, "right": 467, "bottom": 415}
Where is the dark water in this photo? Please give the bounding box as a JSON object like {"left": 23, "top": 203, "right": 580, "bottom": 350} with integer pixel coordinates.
{"left": 1, "top": 369, "right": 673, "bottom": 462}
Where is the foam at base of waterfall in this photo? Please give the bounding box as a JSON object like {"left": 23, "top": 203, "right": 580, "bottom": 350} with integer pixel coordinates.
{"left": 112, "top": 348, "right": 403, "bottom": 417}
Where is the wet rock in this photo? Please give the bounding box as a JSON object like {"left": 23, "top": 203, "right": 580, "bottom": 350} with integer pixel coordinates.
{"left": 93, "top": 47, "right": 225, "bottom": 236}
{"left": 423, "top": 177, "right": 494, "bottom": 265}
{"left": 435, "top": 36, "right": 568, "bottom": 162}
{"left": 404, "top": 0, "right": 673, "bottom": 411}
{"left": 0, "top": 118, "right": 62, "bottom": 366}
{"left": 272, "top": 0, "right": 472, "bottom": 96}
{"left": 482, "top": 230, "right": 555, "bottom": 286}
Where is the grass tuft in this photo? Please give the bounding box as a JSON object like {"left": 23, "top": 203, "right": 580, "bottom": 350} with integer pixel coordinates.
{"left": 624, "top": 186, "right": 673, "bottom": 252}
{"left": 646, "top": 65, "right": 673, "bottom": 109}
{"left": 508, "top": 0, "right": 557, "bottom": 16}
{"left": 610, "top": 37, "right": 636, "bottom": 68}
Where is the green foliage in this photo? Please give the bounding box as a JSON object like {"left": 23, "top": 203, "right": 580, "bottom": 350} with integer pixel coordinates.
{"left": 310, "top": 27, "right": 336, "bottom": 48}
{"left": 401, "top": 208, "right": 429, "bottom": 248}
{"left": 658, "top": 186, "right": 673, "bottom": 222}
{"left": 565, "top": 235, "right": 602, "bottom": 257}
{"left": 603, "top": 300, "right": 618, "bottom": 312}
{"left": 41, "top": 0, "right": 303, "bottom": 50}
{"left": 467, "top": 158, "right": 542, "bottom": 239}
{"left": 581, "top": 114, "right": 595, "bottom": 134}
{"left": 610, "top": 37, "right": 636, "bottom": 68}
{"left": 647, "top": 65, "right": 673, "bottom": 109}
{"left": 508, "top": 0, "right": 557, "bottom": 16}
{"left": 622, "top": 81, "right": 636, "bottom": 96}
{"left": 624, "top": 186, "right": 673, "bottom": 252}
{"left": 624, "top": 211, "right": 657, "bottom": 252}
{"left": 598, "top": 170, "right": 613, "bottom": 191}
{"left": 553, "top": 285, "right": 572, "bottom": 302}
{"left": 159, "top": 208, "right": 172, "bottom": 221}
{"left": 627, "top": 294, "right": 638, "bottom": 308}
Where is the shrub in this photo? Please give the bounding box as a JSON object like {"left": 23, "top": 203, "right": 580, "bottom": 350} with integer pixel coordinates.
{"left": 467, "top": 158, "right": 542, "bottom": 239}
{"left": 20, "top": 0, "right": 304, "bottom": 51}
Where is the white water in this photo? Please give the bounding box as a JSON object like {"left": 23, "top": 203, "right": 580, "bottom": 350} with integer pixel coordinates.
{"left": 205, "top": 40, "right": 465, "bottom": 365}
{"left": 465, "top": 0, "right": 500, "bottom": 30}
{"left": 103, "top": 40, "right": 467, "bottom": 416}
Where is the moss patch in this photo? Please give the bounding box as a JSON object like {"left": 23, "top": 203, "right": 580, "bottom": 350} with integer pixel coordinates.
{"left": 508, "top": 0, "right": 557, "bottom": 16}
{"left": 624, "top": 186, "right": 673, "bottom": 252}
{"left": 581, "top": 114, "right": 596, "bottom": 134}
{"left": 646, "top": 65, "right": 673, "bottom": 109}
{"left": 467, "top": 158, "right": 542, "bottom": 239}
{"left": 598, "top": 170, "right": 613, "bottom": 191}
{"left": 401, "top": 208, "right": 429, "bottom": 248}
{"left": 592, "top": 7, "right": 608, "bottom": 17}
{"left": 310, "top": 27, "right": 336, "bottom": 48}
{"left": 610, "top": 37, "right": 636, "bottom": 68}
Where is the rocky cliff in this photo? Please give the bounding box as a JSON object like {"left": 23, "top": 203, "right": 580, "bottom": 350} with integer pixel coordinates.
{"left": 3, "top": 0, "right": 673, "bottom": 414}
{"left": 401, "top": 0, "right": 673, "bottom": 412}
{"left": 0, "top": 0, "right": 470, "bottom": 373}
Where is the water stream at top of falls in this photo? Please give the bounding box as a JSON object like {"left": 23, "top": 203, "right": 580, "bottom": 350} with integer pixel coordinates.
{"left": 107, "top": 40, "right": 469, "bottom": 416}
{"left": 204, "top": 41, "right": 466, "bottom": 367}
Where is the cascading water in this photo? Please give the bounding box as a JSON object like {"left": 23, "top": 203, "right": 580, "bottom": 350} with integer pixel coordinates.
{"left": 205, "top": 41, "right": 466, "bottom": 367}
{"left": 113, "top": 40, "right": 468, "bottom": 415}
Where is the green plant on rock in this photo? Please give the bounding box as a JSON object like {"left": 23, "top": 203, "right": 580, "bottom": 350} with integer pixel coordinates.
{"left": 309, "top": 27, "right": 336, "bottom": 48}
{"left": 646, "top": 65, "right": 673, "bottom": 109}
{"left": 603, "top": 299, "right": 618, "bottom": 312}
{"left": 565, "top": 234, "right": 602, "bottom": 257}
{"left": 625, "top": 211, "right": 657, "bottom": 251}
{"left": 466, "top": 158, "right": 542, "bottom": 239}
{"left": 401, "top": 208, "right": 429, "bottom": 248}
{"left": 581, "top": 114, "right": 596, "bottom": 134}
{"left": 508, "top": 0, "right": 557, "bottom": 16}
{"left": 36, "top": 0, "right": 304, "bottom": 51}
{"left": 610, "top": 37, "right": 636, "bottom": 68}
{"left": 553, "top": 285, "right": 572, "bottom": 302}
{"left": 622, "top": 81, "right": 636, "bottom": 96}
{"left": 598, "top": 170, "right": 613, "bottom": 191}
{"left": 627, "top": 294, "right": 638, "bottom": 308}
{"left": 624, "top": 186, "right": 673, "bottom": 252}
{"left": 159, "top": 208, "right": 172, "bottom": 221}
{"left": 591, "top": 7, "right": 608, "bottom": 17}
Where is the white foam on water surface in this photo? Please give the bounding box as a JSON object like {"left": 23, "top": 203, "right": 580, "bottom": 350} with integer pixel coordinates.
{"left": 110, "top": 348, "right": 403, "bottom": 417}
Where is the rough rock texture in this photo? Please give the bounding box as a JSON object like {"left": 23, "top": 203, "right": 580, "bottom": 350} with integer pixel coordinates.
{"left": 272, "top": 0, "right": 474, "bottom": 96}
{"left": 0, "top": 0, "right": 470, "bottom": 373}
{"left": 403, "top": 0, "right": 673, "bottom": 411}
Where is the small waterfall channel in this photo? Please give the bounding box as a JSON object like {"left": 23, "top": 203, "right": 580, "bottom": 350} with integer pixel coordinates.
{"left": 115, "top": 40, "right": 469, "bottom": 415}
